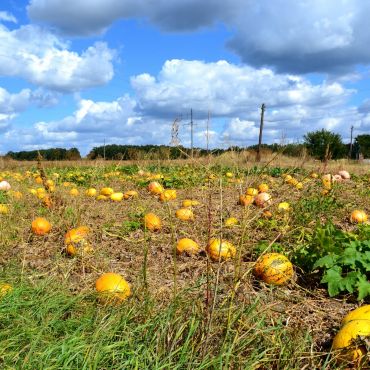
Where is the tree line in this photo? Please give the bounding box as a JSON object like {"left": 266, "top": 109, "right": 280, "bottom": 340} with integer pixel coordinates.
{"left": 5, "top": 148, "right": 81, "bottom": 161}
{"left": 4, "top": 131, "right": 370, "bottom": 161}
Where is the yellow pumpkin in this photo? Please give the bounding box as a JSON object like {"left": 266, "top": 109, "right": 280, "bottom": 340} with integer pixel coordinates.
{"left": 295, "top": 182, "right": 303, "bottom": 190}
{"left": 239, "top": 194, "right": 254, "bottom": 206}
{"left": 100, "top": 187, "right": 114, "bottom": 196}
{"left": 342, "top": 305, "right": 370, "bottom": 325}
{"left": 110, "top": 192, "right": 124, "bottom": 202}
{"left": 0, "top": 283, "right": 12, "bottom": 298}
{"left": 31, "top": 217, "right": 52, "bottom": 236}
{"left": 35, "top": 176, "right": 43, "bottom": 184}
{"left": 254, "top": 253, "right": 293, "bottom": 285}
{"left": 175, "top": 208, "right": 194, "bottom": 221}
{"left": 123, "top": 190, "right": 138, "bottom": 199}
{"left": 350, "top": 210, "right": 368, "bottom": 224}
{"left": 332, "top": 319, "right": 370, "bottom": 363}
{"left": 159, "top": 189, "right": 177, "bottom": 202}
{"left": 246, "top": 187, "right": 258, "bottom": 196}
{"left": 69, "top": 188, "right": 79, "bottom": 196}
{"left": 144, "top": 213, "right": 161, "bottom": 231}
{"left": 0, "top": 204, "right": 9, "bottom": 214}
{"left": 148, "top": 181, "right": 164, "bottom": 195}
{"left": 176, "top": 238, "right": 200, "bottom": 255}
{"left": 206, "top": 238, "right": 236, "bottom": 261}
{"left": 96, "top": 194, "right": 108, "bottom": 201}
{"left": 284, "top": 174, "right": 293, "bottom": 182}
{"left": 288, "top": 178, "right": 299, "bottom": 186}
{"left": 224, "top": 217, "right": 239, "bottom": 227}
{"left": 95, "top": 272, "right": 131, "bottom": 304}
{"left": 65, "top": 226, "right": 92, "bottom": 257}
{"left": 85, "top": 188, "right": 97, "bottom": 197}
{"left": 278, "top": 202, "right": 290, "bottom": 212}
{"left": 258, "top": 183, "right": 269, "bottom": 193}
{"left": 182, "top": 199, "right": 200, "bottom": 207}
{"left": 322, "top": 174, "right": 332, "bottom": 189}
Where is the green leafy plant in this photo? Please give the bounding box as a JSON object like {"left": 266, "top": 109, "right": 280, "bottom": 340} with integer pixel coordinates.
{"left": 313, "top": 238, "right": 370, "bottom": 300}
{"left": 293, "top": 222, "right": 355, "bottom": 271}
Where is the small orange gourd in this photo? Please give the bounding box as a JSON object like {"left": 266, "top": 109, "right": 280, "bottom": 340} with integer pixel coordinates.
{"left": 350, "top": 210, "right": 368, "bottom": 224}
{"left": 176, "top": 238, "right": 200, "bottom": 255}
{"left": 144, "top": 213, "right": 161, "bottom": 231}
{"left": 95, "top": 272, "right": 131, "bottom": 304}
{"left": 31, "top": 217, "right": 51, "bottom": 235}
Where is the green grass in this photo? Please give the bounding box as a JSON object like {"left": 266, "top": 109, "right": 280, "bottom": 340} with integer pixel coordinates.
{"left": 0, "top": 274, "right": 321, "bottom": 369}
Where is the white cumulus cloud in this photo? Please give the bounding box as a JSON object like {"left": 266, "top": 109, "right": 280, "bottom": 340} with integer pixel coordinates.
{"left": 0, "top": 11, "right": 17, "bottom": 23}
{"left": 27, "top": 0, "right": 370, "bottom": 74}
{"left": 0, "top": 24, "right": 115, "bottom": 92}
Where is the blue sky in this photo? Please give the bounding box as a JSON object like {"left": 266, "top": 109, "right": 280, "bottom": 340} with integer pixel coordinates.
{"left": 0, "top": 0, "right": 370, "bottom": 155}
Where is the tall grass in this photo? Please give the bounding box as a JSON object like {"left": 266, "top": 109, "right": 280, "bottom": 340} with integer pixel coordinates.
{"left": 0, "top": 273, "right": 321, "bottom": 369}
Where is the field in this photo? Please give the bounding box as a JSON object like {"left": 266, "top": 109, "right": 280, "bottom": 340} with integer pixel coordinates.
{"left": 0, "top": 154, "right": 369, "bottom": 369}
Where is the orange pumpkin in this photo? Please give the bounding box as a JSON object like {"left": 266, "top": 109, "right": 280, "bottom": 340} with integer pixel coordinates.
{"left": 64, "top": 226, "right": 92, "bottom": 256}
{"left": 254, "top": 253, "right": 293, "bottom": 285}
{"left": 238, "top": 194, "right": 254, "bottom": 206}
{"left": 258, "top": 183, "right": 269, "bottom": 193}
{"left": 148, "top": 181, "right": 164, "bottom": 195}
{"left": 144, "top": 213, "right": 161, "bottom": 231}
{"left": 350, "top": 210, "right": 368, "bottom": 224}
{"left": 175, "top": 208, "right": 194, "bottom": 221}
{"left": 176, "top": 238, "right": 200, "bottom": 255}
{"left": 31, "top": 217, "right": 51, "bottom": 235}
{"left": 95, "top": 272, "right": 131, "bottom": 304}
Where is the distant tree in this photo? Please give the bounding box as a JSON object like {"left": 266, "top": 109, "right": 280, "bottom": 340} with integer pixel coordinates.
{"left": 66, "top": 148, "right": 81, "bottom": 160}
{"left": 354, "top": 134, "right": 370, "bottom": 158}
{"left": 303, "top": 129, "right": 346, "bottom": 160}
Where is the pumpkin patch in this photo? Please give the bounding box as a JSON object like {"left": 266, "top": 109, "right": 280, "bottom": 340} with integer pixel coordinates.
{"left": 0, "top": 161, "right": 368, "bottom": 368}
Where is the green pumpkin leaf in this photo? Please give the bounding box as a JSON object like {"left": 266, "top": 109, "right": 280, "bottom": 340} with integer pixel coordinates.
{"left": 356, "top": 275, "right": 370, "bottom": 301}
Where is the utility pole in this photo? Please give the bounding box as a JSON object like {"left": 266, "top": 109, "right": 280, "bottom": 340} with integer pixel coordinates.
{"left": 349, "top": 125, "right": 354, "bottom": 158}
{"left": 103, "top": 138, "right": 106, "bottom": 160}
{"left": 256, "top": 103, "right": 265, "bottom": 162}
{"left": 206, "top": 110, "right": 210, "bottom": 152}
{"left": 190, "top": 108, "right": 194, "bottom": 159}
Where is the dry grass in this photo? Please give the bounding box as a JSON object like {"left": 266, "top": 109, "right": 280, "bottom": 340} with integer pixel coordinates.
{"left": 0, "top": 156, "right": 369, "bottom": 368}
